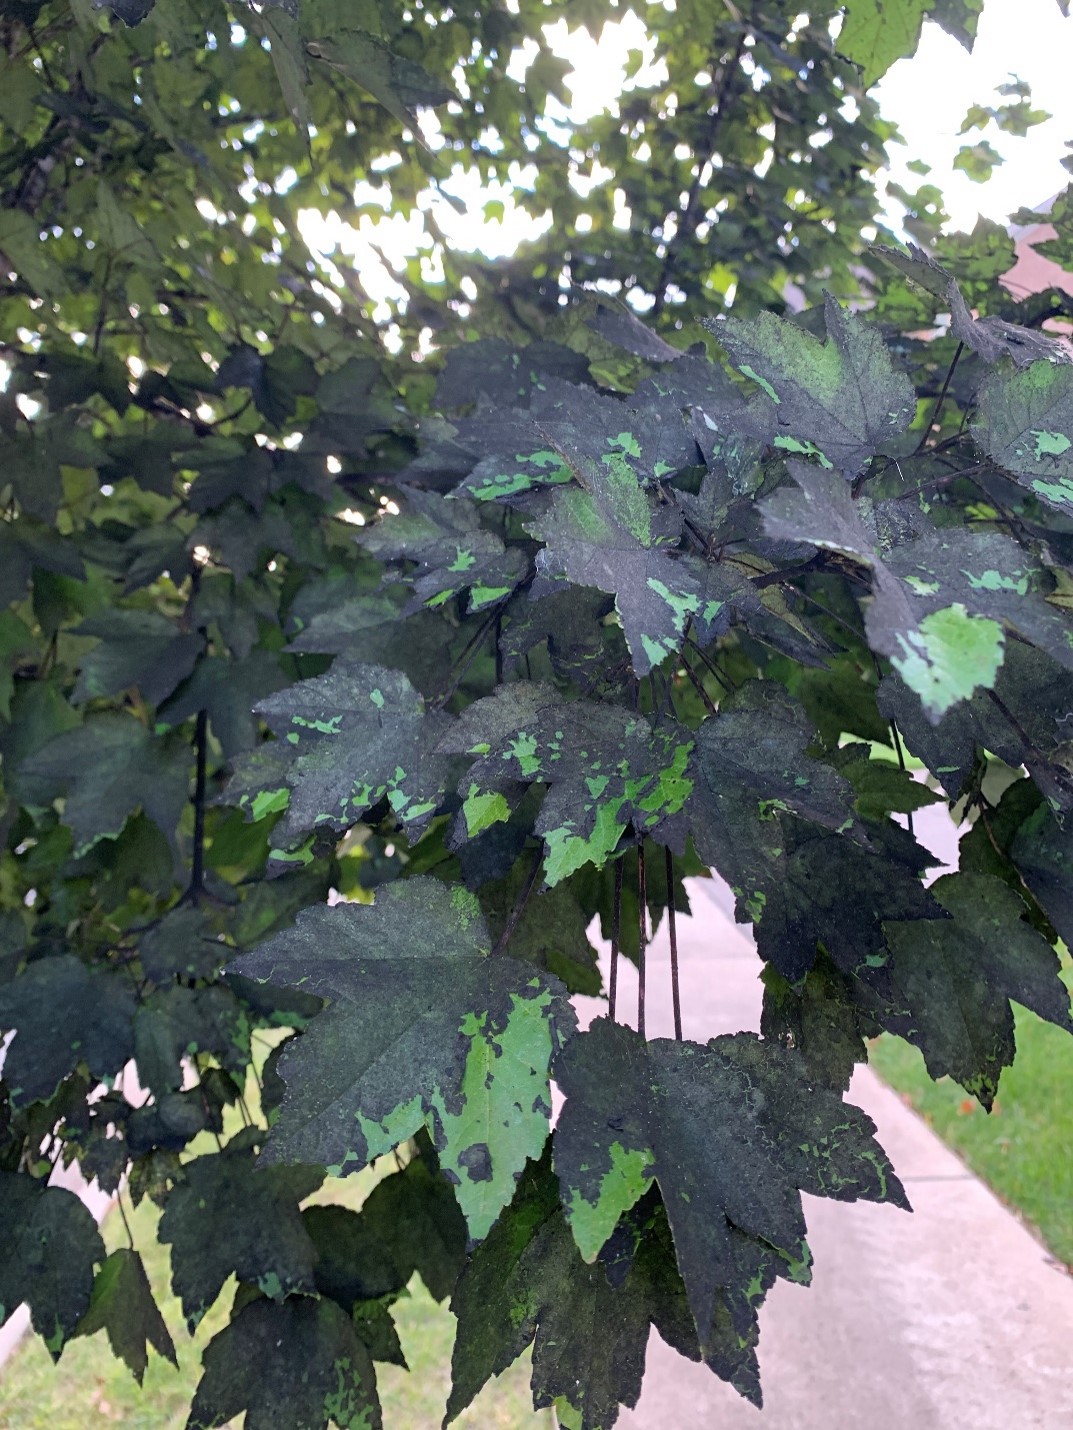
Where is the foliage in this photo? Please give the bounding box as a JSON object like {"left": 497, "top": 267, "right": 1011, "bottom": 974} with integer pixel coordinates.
{"left": 2, "top": 1, "right": 1073, "bottom": 1427}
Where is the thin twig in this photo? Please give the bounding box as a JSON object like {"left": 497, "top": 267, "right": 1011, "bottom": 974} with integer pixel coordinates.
{"left": 652, "top": 22, "right": 750, "bottom": 317}
{"left": 116, "top": 1190, "right": 136, "bottom": 1250}
{"left": 680, "top": 649, "right": 719, "bottom": 715}
{"left": 608, "top": 858, "right": 623, "bottom": 1022}
{"left": 665, "top": 847, "right": 683, "bottom": 1040}
{"left": 187, "top": 709, "right": 208, "bottom": 904}
{"left": 915, "top": 342, "right": 964, "bottom": 454}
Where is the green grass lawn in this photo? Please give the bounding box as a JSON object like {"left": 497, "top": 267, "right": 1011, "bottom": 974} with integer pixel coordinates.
{"left": 0, "top": 1163, "right": 549, "bottom": 1429}
{"left": 869, "top": 961, "right": 1073, "bottom": 1268}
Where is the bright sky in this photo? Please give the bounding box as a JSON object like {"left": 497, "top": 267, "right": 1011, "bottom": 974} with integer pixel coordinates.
{"left": 301, "top": 0, "right": 1073, "bottom": 327}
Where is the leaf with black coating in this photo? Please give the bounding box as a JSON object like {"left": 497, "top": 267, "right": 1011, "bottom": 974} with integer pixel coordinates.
{"left": 974, "top": 359, "right": 1073, "bottom": 513}
{"left": 359, "top": 489, "right": 526, "bottom": 614}
{"left": 132, "top": 985, "right": 252, "bottom": 1097}
{"left": 74, "top": 1248, "right": 177, "bottom": 1385}
{"left": 0, "top": 955, "right": 135, "bottom": 1107}
{"left": 553, "top": 1019, "right": 907, "bottom": 1351}
{"left": 228, "top": 878, "right": 575, "bottom": 1240}
{"left": 0, "top": 1174, "right": 105, "bottom": 1357}
{"left": 761, "top": 957, "right": 874, "bottom": 1093}
{"left": 158, "top": 1131, "right": 322, "bottom": 1329}
{"left": 1009, "top": 799, "right": 1073, "bottom": 945}
{"left": 440, "top": 685, "right": 693, "bottom": 885}
{"left": 705, "top": 296, "right": 915, "bottom": 475}
{"left": 881, "top": 873, "right": 1073, "bottom": 1106}
{"left": 71, "top": 609, "right": 204, "bottom": 707}
{"left": 523, "top": 458, "right": 706, "bottom": 674}
{"left": 449, "top": 1155, "right": 746, "bottom": 1430}
{"left": 187, "top": 1296, "right": 381, "bottom": 1430}
{"left": 357, "top": 1140, "right": 467, "bottom": 1302}
{"left": 230, "top": 659, "right": 453, "bottom": 840}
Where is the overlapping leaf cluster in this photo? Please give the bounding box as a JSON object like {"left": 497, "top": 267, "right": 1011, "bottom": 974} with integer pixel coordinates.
{"left": 2, "top": 1, "right": 1073, "bottom": 1427}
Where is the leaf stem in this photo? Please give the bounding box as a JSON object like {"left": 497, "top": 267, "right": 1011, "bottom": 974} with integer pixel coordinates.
{"left": 492, "top": 848, "right": 543, "bottom": 955}
{"left": 608, "top": 857, "right": 623, "bottom": 1022}
{"left": 637, "top": 843, "right": 647, "bottom": 1038}
{"left": 665, "top": 847, "right": 683, "bottom": 1040}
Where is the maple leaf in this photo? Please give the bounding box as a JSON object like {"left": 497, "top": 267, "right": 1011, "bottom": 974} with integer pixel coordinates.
{"left": 439, "top": 685, "right": 694, "bottom": 885}
{"left": 880, "top": 873, "right": 1073, "bottom": 1106}
{"left": 704, "top": 296, "right": 915, "bottom": 475}
{"left": 0, "top": 1175, "right": 105, "bottom": 1358}
{"left": 974, "top": 359, "right": 1073, "bottom": 514}
{"left": 188, "top": 1296, "right": 381, "bottom": 1430}
{"left": 359, "top": 488, "right": 527, "bottom": 614}
{"left": 448, "top": 1154, "right": 770, "bottom": 1429}
{"left": 226, "top": 660, "right": 453, "bottom": 841}
{"left": 158, "top": 1130, "right": 322, "bottom": 1329}
{"left": 73, "top": 1249, "right": 177, "bottom": 1386}
{"left": 553, "top": 1020, "right": 906, "bottom": 1355}
{"left": 228, "top": 878, "right": 575, "bottom": 1239}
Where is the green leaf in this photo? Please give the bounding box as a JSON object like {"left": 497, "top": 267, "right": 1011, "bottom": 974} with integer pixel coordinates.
{"left": 158, "top": 1132, "right": 322, "bottom": 1329}
{"left": 306, "top": 28, "right": 454, "bottom": 133}
{"left": 881, "top": 873, "right": 1073, "bottom": 1106}
{"left": 72, "top": 609, "right": 204, "bottom": 706}
{"left": 953, "top": 140, "right": 1004, "bottom": 183}
{"left": 553, "top": 1020, "right": 906, "bottom": 1350}
{"left": 440, "top": 685, "right": 694, "bottom": 885}
{"left": 0, "top": 1174, "right": 105, "bottom": 1357}
{"left": 705, "top": 296, "right": 915, "bottom": 475}
{"left": 74, "top": 1248, "right": 177, "bottom": 1385}
{"left": 228, "top": 878, "right": 575, "bottom": 1239}
{"left": 188, "top": 1296, "right": 381, "bottom": 1430}
{"left": 974, "top": 360, "right": 1073, "bottom": 514}
{"left": 0, "top": 208, "right": 67, "bottom": 299}
{"left": 17, "top": 714, "right": 190, "bottom": 854}
{"left": 837, "top": 0, "right": 928, "bottom": 85}
{"left": 0, "top": 955, "right": 135, "bottom": 1107}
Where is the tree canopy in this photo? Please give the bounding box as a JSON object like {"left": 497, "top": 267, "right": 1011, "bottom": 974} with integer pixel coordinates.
{"left": 2, "top": 1, "right": 1073, "bottom": 1426}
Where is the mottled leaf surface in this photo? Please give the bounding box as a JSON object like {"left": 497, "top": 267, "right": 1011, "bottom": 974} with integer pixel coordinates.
{"left": 228, "top": 878, "right": 575, "bottom": 1239}
{"left": 706, "top": 297, "right": 915, "bottom": 475}
{"left": 188, "top": 1296, "right": 381, "bottom": 1430}
{"left": 553, "top": 1020, "right": 906, "bottom": 1350}
{"left": 231, "top": 660, "right": 453, "bottom": 839}
{"left": 974, "top": 359, "right": 1073, "bottom": 513}
{"left": 441, "top": 685, "right": 693, "bottom": 885}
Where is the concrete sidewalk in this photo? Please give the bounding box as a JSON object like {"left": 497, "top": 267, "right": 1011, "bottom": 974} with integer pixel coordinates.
{"left": 574, "top": 876, "right": 1073, "bottom": 1430}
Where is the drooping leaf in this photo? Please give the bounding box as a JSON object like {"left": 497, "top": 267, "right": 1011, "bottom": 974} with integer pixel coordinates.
{"left": 0, "top": 1174, "right": 105, "bottom": 1357}
{"left": 357, "top": 1140, "right": 467, "bottom": 1303}
{"left": 306, "top": 27, "right": 454, "bottom": 132}
{"left": 74, "top": 1248, "right": 177, "bottom": 1385}
{"left": 228, "top": 878, "right": 575, "bottom": 1239}
{"left": 448, "top": 1154, "right": 763, "bottom": 1430}
{"left": 187, "top": 1295, "right": 381, "bottom": 1430}
{"left": 553, "top": 1019, "right": 907, "bottom": 1350}
{"left": 440, "top": 685, "right": 694, "bottom": 885}
{"left": 761, "top": 957, "right": 873, "bottom": 1093}
{"left": 158, "top": 1130, "right": 322, "bottom": 1329}
{"left": 881, "top": 873, "right": 1073, "bottom": 1106}
{"left": 705, "top": 296, "right": 916, "bottom": 475}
